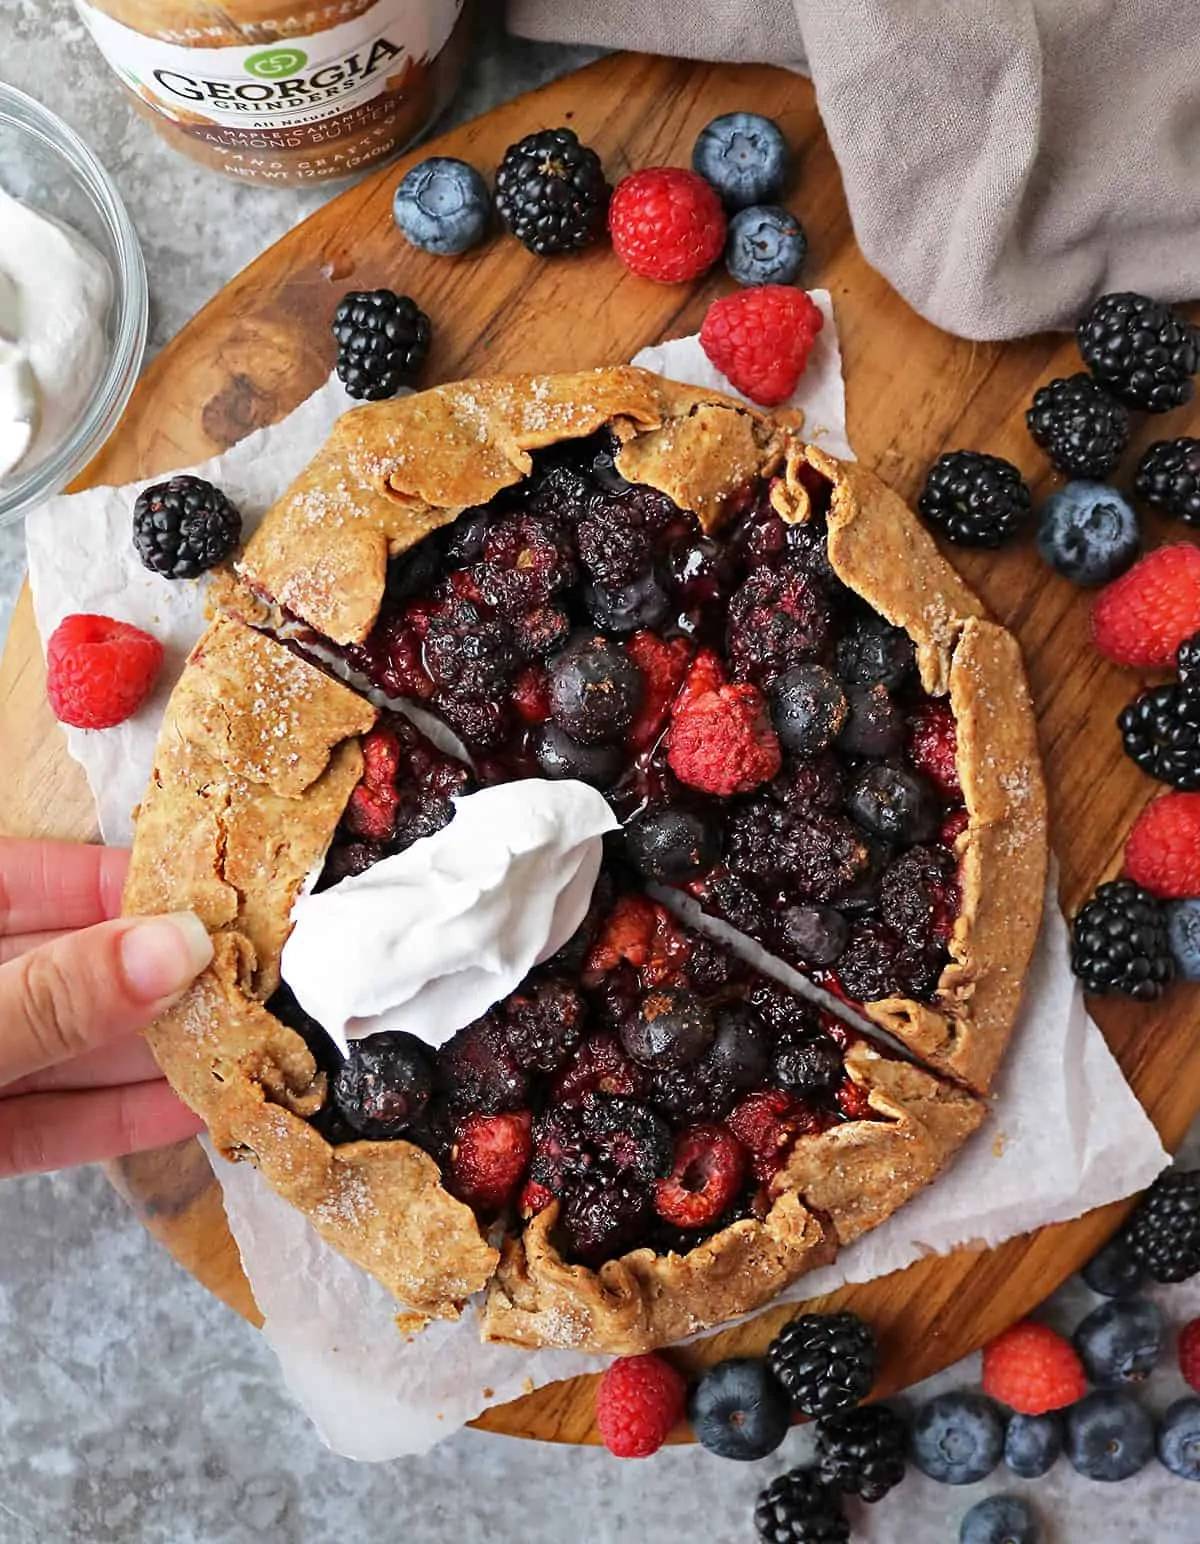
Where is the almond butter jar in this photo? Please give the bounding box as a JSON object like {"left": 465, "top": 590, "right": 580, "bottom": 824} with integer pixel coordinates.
{"left": 73, "top": 0, "right": 469, "bottom": 186}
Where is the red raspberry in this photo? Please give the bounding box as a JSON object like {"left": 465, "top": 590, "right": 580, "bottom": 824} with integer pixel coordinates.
{"left": 519, "top": 1178, "right": 555, "bottom": 1219}
{"left": 1091, "top": 544, "right": 1200, "bottom": 668}
{"left": 665, "top": 655, "right": 781, "bottom": 795}
{"left": 594, "top": 1353, "right": 686, "bottom": 1458}
{"left": 447, "top": 1110, "right": 531, "bottom": 1214}
{"left": 608, "top": 167, "right": 726, "bottom": 284}
{"left": 727, "top": 1088, "right": 819, "bottom": 1185}
{"left": 1179, "top": 1318, "right": 1200, "bottom": 1393}
{"left": 551, "top": 1033, "right": 646, "bottom": 1105}
{"left": 45, "top": 613, "right": 163, "bottom": 730}
{"left": 1125, "top": 791, "right": 1200, "bottom": 898}
{"left": 654, "top": 1124, "right": 747, "bottom": 1229}
{"left": 906, "top": 701, "right": 962, "bottom": 800}
{"left": 940, "top": 808, "right": 970, "bottom": 848}
{"left": 982, "top": 1320, "right": 1087, "bottom": 1415}
{"left": 360, "top": 726, "right": 400, "bottom": 786}
{"left": 699, "top": 286, "right": 824, "bottom": 407}
{"left": 511, "top": 664, "right": 551, "bottom": 724}
{"left": 625, "top": 630, "right": 692, "bottom": 750}
{"left": 344, "top": 727, "right": 401, "bottom": 839}
{"left": 835, "top": 1077, "right": 874, "bottom": 1123}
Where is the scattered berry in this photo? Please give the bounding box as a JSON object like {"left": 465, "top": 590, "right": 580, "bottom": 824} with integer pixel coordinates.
{"left": 332, "top": 1031, "right": 434, "bottom": 1138}
{"left": 767, "top": 1311, "right": 877, "bottom": 1418}
{"left": 699, "top": 285, "right": 824, "bottom": 406}
{"left": 1077, "top": 290, "right": 1199, "bottom": 412}
{"left": 609, "top": 167, "right": 725, "bottom": 283}
{"left": 1035, "top": 482, "right": 1140, "bottom": 587}
{"left": 918, "top": 451, "right": 1032, "bottom": 548}
{"left": 45, "top": 614, "right": 163, "bottom": 730}
{"left": 437, "top": 1014, "right": 529, "bottom": 1113}
{"left": 666, "top": 653, "right": 781, "bottom": 796}
{"left": 725, "top": 206, "right": 807, "bottom": 287}
{"left": 754, "top": 1467, "right": 848, "bottom": 1544}
{"left": 624, "top": 807, "right": 721, "bottom": 883}
{"left": 1178, "top": 1319, "right": 1200, "bottom": 1393}
{"left": 1135, "top": 437, "right": 1200, "bottom": 526}
{"left": 1167, "top": 899, "right": 1200, "bottom": 980}
{"left": 815, "top": 1405, "right": 908, "bottom": 1501}
{"left": 727, "top": 558, "right": 834, "bottom": 687}
{"left": 910, "top": 1392, "right": 1005, "bottom": 1484}
{"left": 1124, "top": 1168, "right": 1200, "bottom": 1282}
{"left": 494, "top": 127, "right": 609, "bottom": 255}
{"left": 1069, "top": 878, "right": 1175, "bottom": 998}
{"left": 905, "top": 700, "right": 962, "bottom": 799}
{"left": 132, "top": 474, "right": 242, "bottom": 579}
{"left": 1158, "top": 1397, "right": 1200, "bottom": 1481}
{"left": 959, "top": 1496, "right": 1038, "bottom": 1544}
{"left": 688, "top": 1357, "right": 791, "bottom": 1461}
{"left": 392, "top": 156, "right": 490, "bottom": 255}
{"left": 1065, "top": 1390, "right": 1154, "bottom": 1480}
{"left": 1081, "top": 1234, "right": 1146, "bottom": 1297}
{"left": 1091, "top": 544, "right": 1200, "bottom": 667}
{"left": 1004, "top": 1411, "right": 1063, "bottom": 1479}
{"left": 594, "top": 1352, "right": 686, "bottom": 1458}
{"left": 692, "top": 111, "right": 789, "bottom": 210}
{"left": 502, "top": 977, "right": 586, "bottom": 1073}
{"left": 332, "top": 290, "right": 431, "bottom": 400}
{"left": 1125, "top": 792, "right": 1200, "bottom": 899}
{"left": 769, "top": 663, "right": 848, "bottom": 754}
{"left": 1072, "top": 1296, "right": 1164, "bottom": 1386}
{"left": 982, "top": 1319, "right": 1087, "bottom": 1414}
{"left": 1118, "top": 681, "right": 1200, "bottom": 789}
{"left": 447, "top": 1110, "right": 531, "bottom": 1212}
{"left": 1026, "top": 374, "right": 1130, "bottom": 478}
{"left": 654, "top": 1123, "right": 746, "bottom": 1229}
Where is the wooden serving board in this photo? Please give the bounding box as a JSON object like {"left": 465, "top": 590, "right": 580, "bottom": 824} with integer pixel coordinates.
{"left": 2, "top": 53, "right": 1199, "bottom": 1446}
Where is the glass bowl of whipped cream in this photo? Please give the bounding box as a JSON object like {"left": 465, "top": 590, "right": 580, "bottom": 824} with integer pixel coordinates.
{"left": 0, "top": 83, "right": 147, "bottom": 526}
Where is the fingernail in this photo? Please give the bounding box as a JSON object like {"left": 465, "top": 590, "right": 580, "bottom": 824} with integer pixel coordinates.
{"left": 120, "top": 913, "right": 214, "bottom": 1002}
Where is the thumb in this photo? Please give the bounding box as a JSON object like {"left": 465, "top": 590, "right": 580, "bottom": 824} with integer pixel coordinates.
{"left": 0, "top": 913, "right": 212, "bottom": 1088}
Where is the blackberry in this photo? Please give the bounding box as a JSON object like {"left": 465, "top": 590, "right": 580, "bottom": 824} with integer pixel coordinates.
{"left": 494, "top": 127, "right": 610, "bottom": 255}
{"left": 1123, "top": 1168, "right": 1200, "bottom": 1282}
{"left": 132, "top": 475, "right": 242, "bottom": 579}
{"left": 773, "top": 1029, "right": 844, "bottom": 1098}
{"left": 423, "top": 598, "right": 519, "bottom": 699}
{"left": 725, "top": 799, "right": 869, "bottom": 902}
{"left": 530, "top": 1095, "right": 672, "bottom": 1192}
{"left": 767, "top": 1310, "right": 878, "bottom": 1417}
{"left": 1025, "top": 374, "right": 1130, "bottom": 478}
{"left": 1070, "top": 879, "right": 1175, "bottom": 1000}
{"left": 1134, "top": 437, "right": 1200, "bottom": 525}
{"left": 502, "top": 977, "right": 587, "bottom": 1073}
{"left": 559, "top": 1169, "right": 649, "bottom": 1264}
{"left": 575, "top": 504, "right": 654, "bottom": 585}
{"left": 835, "top": 613, "right": 915, "bottom": 690}
{"left": 1119, "top": 682, "right": 1200, "bottom": 789}
{"left": 918, "top": 451, "right": 1032, "bottom": 547}
{"left": 1077, "top": 291, "right": 1199, "bottom": 413}
{"left": 474, "top": 513, "right": 577, "bottom": 615}
{"left": 837, "top": 920, "right": 936, "bottom": 1004}
{"left": 437, "top": 1014, "right": 530, "bottom": 1112}
{"left": 434, "top": 693, "right": 512, "bottom": 753}
{"left": 512, "top": 604, "right": 570, "bottom": 660}
{"left": 332, "top": 1031, "right": 434, "bottom": 1139}
{"left": 332, "top": 290, "right": 431, "bottom": 400}
{"left": 880, "top": 845, "right": 957, "bottom": 954}
{"left": 754, "top": 1468, "right": 848, "bottom": 1544}
{"left": 815, "top": 1404, "right": 908, "bottom": 1502}
{"left": 727, "top": 559, "right": 834, "bottom": 687}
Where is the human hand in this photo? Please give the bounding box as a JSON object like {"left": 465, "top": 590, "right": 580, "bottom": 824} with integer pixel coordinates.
{"left": 0, "top": 839, "right": 211, "bottom": 1176}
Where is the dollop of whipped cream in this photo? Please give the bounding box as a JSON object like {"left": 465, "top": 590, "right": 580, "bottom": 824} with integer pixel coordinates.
{"left": 280, "top": 779, "right": 619, "bottom": 1057}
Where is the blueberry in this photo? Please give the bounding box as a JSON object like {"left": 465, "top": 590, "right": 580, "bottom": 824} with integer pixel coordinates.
{"left": 707, "top": 1005, "right": 771, "bottom": 1088}
{"left": 837, "top": 684, "right": 902, "bottom": 757}
{"left": 442, "top": 505, "right": 492, "bottom": 564}
{"left": 773, "top": 1032, "right": 844, "bottom": 1097}
{"left": 667, "top": 535, "right": 733, "bottom": 602}
{"left": 1167, "top": 898, "right": 1200, "bottom": 980}
{"left": 1072, "top": 1296, "right": 1163, "bottom": 1387}
{"left": 548, "top": 634, "right": 643, "bottom": 743}
{"left": 688, "top": 1358, "right": 792, "bottom": 1461}
{"left": 770, "top": 664, "right": 848, "bottom": 754}
{"left": 332, "top": 1031, "right": 433, "bottom": 1138}
{"left": 1065, "top": 1390, "right": 1154, "bottom": 1480}
{"left": 846, "top": 765, "right": 940, "bottom": 844}
{"left": 1036, "top": 482, "right": 1140, "bottom": 587}
{"left": 393, "top": 156, "right": 490, "bottom": 255}
{"left": 692, "top": 111, "right": 789, "bottom": 209}
{"left": 779, "top": 903, "right": 849, "bottom": 966}
{"left": 582, "top": 571, "right": 670, "bottom": 636}
{"left": 959, "top": 1495, "right": 1038, "bottom": 1544}
{"left": 725, "top": 205, "right": 807, "bottom": 287}
{"left": 625, "top": 807, "right": 720, "bottom": 883}
{"left": 622, "top": 986, "right": 715, "bottom": 1069}
{"left": 911, "top": 1393, "right": 1005, "bottom": 1484}
{"left": 1081, "top": 1234, "right": 1147, "bottom": 1297}
{"left": 1157, "top": 1397, "right": 1200, "bottom": 1480}
{"left": 836, "top": 614, "right": 916, "bottom": 690}
{"left": 1004, "top": 1410, "right": 1063, "bottom": 1478}
{"left": 530, "top": 722, "right": 624, "bottom": 787}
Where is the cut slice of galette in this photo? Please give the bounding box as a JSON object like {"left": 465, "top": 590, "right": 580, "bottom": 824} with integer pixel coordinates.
{"left": 124, "top": 367, "right": 1047, "bottom": 1352}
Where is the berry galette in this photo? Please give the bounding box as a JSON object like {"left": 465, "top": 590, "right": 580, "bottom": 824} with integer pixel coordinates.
{"left": 124, "top": 368, "right": 1046, "bottom": 1353}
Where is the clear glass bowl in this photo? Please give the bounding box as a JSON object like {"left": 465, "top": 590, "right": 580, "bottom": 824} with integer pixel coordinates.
{"left": 0, "top": 84, "right": 147, "bottom": 526}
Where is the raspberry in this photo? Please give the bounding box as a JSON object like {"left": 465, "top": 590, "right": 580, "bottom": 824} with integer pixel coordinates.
{"left": 700, "top": 286, "right": 824, "bottom": 406}
{"left": 447, "top": 1110, "right": 532, "bottom": 1213}
{"left": 595, "top": 1353, "right": 687, "bottom": 1457}
{"left": 654, "top": 1124, "right": 747, "bottom": 1229}
{"left": 551, "top": 1032, "right": 647, "bottom": 1104}
{"left": 520, "top": 1178, "right": 554, "bottom": 1218}
{"left": 608, "top": 167, "right": 726, "bottom": 284}
{"left": 344, "top": 727, "right": 401, "bottom": 840}
{"left": 1125, "top": 792, "right": 1200, "bottom": 898}
{"left": 728, "top": 1088, "right": 820, "bottom": 1184}
{"left": 1179, "top": 1319, "right": 1200, "bottom": 1392}
{"left": 625, "top": 629, "right": 692, "bottom": 750}
{"left": 835, "top": 1076, "right": 874, "bottom": 1123}
{"left": 1091, "top": 544, "right": 1200, "bottom": 668}
{"left": 511, "top": 664, "right": 552, "bottom": 723}
{"left": 941, "top": 808, "right": 970, "bottom": 847}
{"left": 982, "top": 1320, "right": 1088, "bottom": 1415}
{"left": 45, "top": 613, "right": 164, "bottom": 730}
{"left": 666, "top": 652, "right": 781, "bottom": 795}
{"left": 905, "top": 701, "right": 962, "bottom": 800}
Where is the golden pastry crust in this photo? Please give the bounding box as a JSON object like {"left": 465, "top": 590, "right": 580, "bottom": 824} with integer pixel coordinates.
{"left": 126, "top": 366, "right": 1046, "bottom": 1352}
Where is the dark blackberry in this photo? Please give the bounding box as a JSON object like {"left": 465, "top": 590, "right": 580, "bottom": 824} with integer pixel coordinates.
{"left": 748, "top": 979, "right": 822, "bottom": 1039}
{"left": 575, "top": 504, "right": 653, "bottom": 585}
{"left": 316, "top": 838, "right": 383, "bottom": 890}
{"left": 705, "top": 872, "right": 772, "bottom": 937}
{"left": 725, "top": 799, "right": 870, "bottom": 902}
{"left": 767, "top": 1310, "right": 878, "bottom": 1417}
{"left": 623, "top": 986, "right": 715, "bottom": 1069}
{"left": 437, "top": 1014, "right": 530, "bottom": 1112}
{"left": 332, "top": 1031, "right": 434, "bottom": 1139}
{"left": 624, "top": 806, "right": 721, "bottom": 883}
{"left": 1077, "top": 291, "right": 1199, "bottom": 413}
{"left": 423, "top": 598, "right": 519, "bottom": 699}
{"left": 512, "top": 604, "right": 571, "bottom": 660}
{"left": 1119, "top": 682, "right": 1200, "bottom": 789}
{"left": 531, "top": 1095, "right": 671, "bottom": 1192}
{"left": 835, "top": 612, "right": 915, "bottom": 690}
{"left": 645, "top": 1063, "right": 727, "bottom": 1125}
{"left": 754, "top": 1468, "right": 849, "bottom": 1544}
{"left": 1025, "top": 373, "right": 1130, "bottom": 478}
{"left": 773, "top": 1030, "right": 844, "bottom": 1098}
{"left": 837, "top": 920, "right": 933, "bottom": 1003}
{"left": 473, "top": 513, "right": 576, "bottom": 616}
{"left": 684, "top": 935, "right": 734, "bottom": 992}
{"left": 132, "top": 475, "right": 242, "bottom": 579}
{"left": 548, "top": 633, "right": 643, "bottom": 743}
{"left": 879, "top": 844, "right": 957, "bottom": 954}
{"left": 494, "top": 126, "right": 610, "bottom": 255}
{"left": 550, "top": 1032, "right": 646, "bottom": 1105}
{"left": 1070, "top": 879, "right": 1175, "bottom": 1000}
{"left": 332, "top": 289, "right": 431, "bottom": 400}
{"left": 392, "top": 791, "right": 457, "bottom": 851}
{"left": 559, "top": 1169, "right": 648, "bottom": 1265}
{"left": 1134, "top": 437, "right": 1200, "bottom": 525}
{"left": 773, "top": 752, "right": 845, "bottom": 814}
{"left": 918, "top": 451, "right": 1032, "bottom": 547}
{"left": 502, "top": 977, "right": 587, "bottom": 1073}
{"left": 784, "top": 514, "right": 839, "bottom": 586}
{"left": 1123, "top": 1169, "right": 1200, "bottom": 1282}
{"left": 815, "top": 1405, "right": 908, "bottom": 1502}
{"left": 727, "top": 558, "right": 834, "bottom": 688}
{"left": 433, "top": 693, "right": 513, "bottom": 752}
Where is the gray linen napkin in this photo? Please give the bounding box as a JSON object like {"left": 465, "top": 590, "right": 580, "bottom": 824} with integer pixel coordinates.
{"left": 508, "top": 0, "right": 1200, "bottom": 340}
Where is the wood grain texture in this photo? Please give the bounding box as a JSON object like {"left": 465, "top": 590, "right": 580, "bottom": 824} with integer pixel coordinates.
{"left": 2, "top": 53, "right": 1198, "bottom": 1445}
